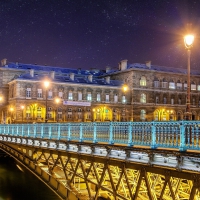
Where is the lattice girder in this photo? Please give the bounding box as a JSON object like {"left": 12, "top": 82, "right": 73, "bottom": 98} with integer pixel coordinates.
{"left": 2, "top": 143, "right": 200, "bottom": 200}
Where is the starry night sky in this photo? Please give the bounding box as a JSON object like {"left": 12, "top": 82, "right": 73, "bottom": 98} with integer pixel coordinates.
{"left": 0, "top": 0, "right": 200, "bottom": 70}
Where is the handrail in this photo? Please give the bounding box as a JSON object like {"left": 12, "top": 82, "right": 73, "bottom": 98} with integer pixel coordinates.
{"left": 0, "top": 121, "right": 200, "bottom": 151}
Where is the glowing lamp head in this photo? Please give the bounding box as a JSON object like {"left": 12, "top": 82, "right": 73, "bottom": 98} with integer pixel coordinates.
{"left": 55, "top": 98, "right": 60, "bottom": 104}
{"left": 44, "top": 80, "right": 50, "bottom": 88}
{"left": 184, "top": 35, "right": 194, "bottom": 49}
{"left": 123, "top": 84, "right": 128, "bottom": 92}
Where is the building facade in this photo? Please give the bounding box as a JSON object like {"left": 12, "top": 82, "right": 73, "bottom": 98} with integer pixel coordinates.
{"left": 104, "top": 60, "right": 200, "bottom": 121}
{"left": 0, "top": 58, "right": 200, "bottom": 123}
{"left": 0, "top": 59, "right": 131, "bottom": 123}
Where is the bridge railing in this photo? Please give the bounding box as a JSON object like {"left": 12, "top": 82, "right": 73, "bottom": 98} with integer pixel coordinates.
{"left": 0, "top": 121, "right": 200, "bottom": 151}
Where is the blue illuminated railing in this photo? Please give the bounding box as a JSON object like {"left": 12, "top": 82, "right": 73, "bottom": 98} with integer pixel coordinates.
{"left": 0, "top": 121, "right": 200, "bottom": 151}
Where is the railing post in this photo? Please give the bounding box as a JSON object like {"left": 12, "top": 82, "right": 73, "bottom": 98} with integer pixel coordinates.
{"left": 12, "top": 125, "right": 14, "bottom": 136}
{"left": 34, "top": 124, "right": 36, "bottom": 138}
{"left": 41, "top": 124, "right": 44, "bottom": 138}
{"left": 68, "top": 123, "right": 71, "bottom": 141}
{"left": 109, "top": 122, "right": 114, "bottom": 144}
{"left": 27, "top": 125, "right": 30, "bottom": 137}
{"left": 57, "top": 123, "right": 61, "bottom": 140}
{"left": 151, "top": 121, "right": 157, "bottom": 149}
{"left": 93, "top": 122, "right": 97, "bottom": 143}
{"left": 128, "top": 122, "right": 133, "bottom": 146}
{"left": 179, "top": 121, "right": 186, "bottom": 151}
{"left": 49, "top": 124, "right": 52, "bottom": 139}
{"left": 21, "top": 125, "right": 24, "bottom": 137}
{"left": 79, "top": 123, "right": 83, "bottom": 142}
{"left": 16, "top": 125, "right": 19, "bottom": 136}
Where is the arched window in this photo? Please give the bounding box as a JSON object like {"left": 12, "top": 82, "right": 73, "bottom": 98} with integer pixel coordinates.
{"left": 154, "top": 111, "right": 159, "bottom": 121}
{"left": 140, "top": 93, "right": 146, "bottom": 103}
{"left": 140, "top": 76, "right": 146, "bottom": 86}
{"left": 37, "top": 107, "right": 42, "bottom": 118}
{"left": 140, "top": 110, "right": 146, "bottom": 120}
{"left": 26, "top": 106, "right": 31, "bottom": 118}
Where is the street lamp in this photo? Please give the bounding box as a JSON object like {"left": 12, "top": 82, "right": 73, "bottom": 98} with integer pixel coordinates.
{"left": 55, "top": 97, "right": 60, "bottom": 122}
{"left": 44, "top": 80, "right": 50, "bottom": 123}
{"left": 21, "top": 105, "right": 25, "bottom": 123}
{"left": 122, "top": 84, "right": 128, "bottom": 121}
{"left": 184, "top": 34, "right": 194, "bottom": 120}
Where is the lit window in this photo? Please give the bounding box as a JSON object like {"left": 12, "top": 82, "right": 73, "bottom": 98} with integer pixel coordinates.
{"left": 58, "top": 91, "right": 63, "bottom": 98}
{"left": 122, "top": 95, "right": 126, "bottom": 103}
{"left": 105, "top": 94, "right": 109, "bottom": 102}
{"left": 198, "top": 85, "right": 200, "bottom": 91}
{"left": 87, "top": 93, "right": 92, "bottom": 101}
{"left": 154, "top": 111, "right": 159, "bottom": 121}
{"left": 37, "top": 107, "right": 42, "bottom": 118}
{"left": 26, "top": 88, "right": 31, "bottom": 98}
{"left": 114, "top": 94, "right": 118, "bottom": 103}
{"left": 171, "top": 98, "right": 174, "bottom": 105}
{"left": 140, "top": 93, "right": 146, "bottom": 103}
{"left": 162, "top": 82, "right": 167, "bottom": 88}
{"left": 140, "top": 110, "right": 146, "bottom": 120}
{"left": 191, "top": 84, "right": 196, "bottom": 91}
{"left": 26, "top": 106, "right": 31, "bottom": 118}
{"left": 169, "top": 82, "right": 175, "bottom": 89}
{"left": 68, "top": 91, "right": 73, "bottom": 100}
{"left": 48, "top": 90, "right": 53, "bottom": 99}
{"left": 154, "top": 81, "right": 159, "bottom": 88}
{"left": 97, "top": 93, "right": 101, "bottom": 102}
{"left": 184, "top": 83, "right": 187, "bottom": 90}
{"left": 78, "top": 92, "right": 82, "bottom": 101}
{"left": 156, "top": 96, "right": 159, "bottom": 104}
{"left": 37, "top": 89, "right": 42, "bottom": 98}
{"left": 77, "top": 108, "right": 82, "bottom": 112}
{"left": 177, "top": 83, "right": 182, "bottom": 90}
{"left": 140, "top": 76, "right": 146, "bottom": 86}
{"left": 178, "top": 98, "right": 181, "bottom": 104}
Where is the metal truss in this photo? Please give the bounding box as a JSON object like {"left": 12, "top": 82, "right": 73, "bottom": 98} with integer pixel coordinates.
{"left": 1, "top": 141, "right": 200, "bottom": 200}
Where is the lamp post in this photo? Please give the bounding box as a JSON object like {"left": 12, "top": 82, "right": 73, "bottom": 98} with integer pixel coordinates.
{"left": 122, "top": 84, "right": 128, "bottom": 121}
{"left": 184, "top": 34, "right": 194, "bottom": 120}
{"left": 44, "top": 80, "right": 50, "bottom": 123}
{"left": 55, "top": 97, "right": 60, "bottom": 122}
{"left": 21, "top": 105, "right": 25, "bottom": 123}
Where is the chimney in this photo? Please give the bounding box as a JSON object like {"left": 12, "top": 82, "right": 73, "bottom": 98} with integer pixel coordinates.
{"left": 145, "top": 61, "right": 151, "bottom": 69}
{"left": 105, "top": 76, "right": 110, "bottom": 84}
{"left": 70, "top": 73, "right": 75, "bottom": 81}
{"left": 50, "top": 71, "right": 55, "bottom": 79}
{"left": 118, "top": 60, "right": 128, "bottom": 71}
{"left": 106, "top": 66, "right": 111, "bottom": 73}
{"left": 30, "top": 69, "right": 34, "bottom": 77}
{"left": 88, "top": 74, "right": 93, "bottom": 82}
{"left": 1, "top": 58, "right": 7, "bottom": 66}
{"left": 77, "top": 68, "right": 81, "bottom": 74}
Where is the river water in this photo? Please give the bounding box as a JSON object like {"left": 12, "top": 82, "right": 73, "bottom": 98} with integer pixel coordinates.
{"left": 0, "top": 151, "right": 60, "bottom": 200}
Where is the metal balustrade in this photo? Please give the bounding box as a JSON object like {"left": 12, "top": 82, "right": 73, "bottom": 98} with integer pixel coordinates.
{"left": 0, "top": 121, "right": 200, "bottom": 151}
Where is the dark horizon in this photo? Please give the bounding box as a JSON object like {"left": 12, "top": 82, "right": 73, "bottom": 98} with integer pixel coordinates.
{"left": 0, "top": 0, "right": 200, "bottom": 70}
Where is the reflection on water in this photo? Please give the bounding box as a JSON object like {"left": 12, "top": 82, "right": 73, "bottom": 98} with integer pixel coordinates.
{"left": 0, "top": 152, "right": 60, "bottom": 200}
